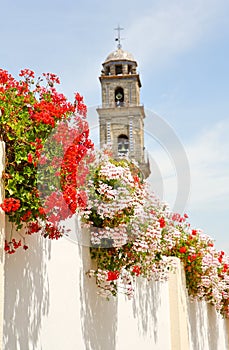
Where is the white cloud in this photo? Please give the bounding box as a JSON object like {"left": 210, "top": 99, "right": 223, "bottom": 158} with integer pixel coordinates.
{"left": 144, "top": 117, "right": 229, "bottom": 209}
{"left": 179, "top": 119, "right": 229, "bottom": 250}
{"left": 186, "top": 120, "right": 229, "bottom": 208}
{"left": 126, "top": 0, "right": 228, "bottom": 71}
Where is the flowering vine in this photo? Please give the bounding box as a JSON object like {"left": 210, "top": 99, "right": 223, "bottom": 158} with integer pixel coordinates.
{"left": 80, "top": 151, "right": 177, "bottom": 299}
{"left": 0, "top": 68, "right": 93, "bottom": 253}
{"left": 80, "top": 149, "right": 229, "bottom": 318}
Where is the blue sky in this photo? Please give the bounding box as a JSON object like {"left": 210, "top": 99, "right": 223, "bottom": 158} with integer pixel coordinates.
{"left": 1, "top": 0, "right": 229, "bottom": 251}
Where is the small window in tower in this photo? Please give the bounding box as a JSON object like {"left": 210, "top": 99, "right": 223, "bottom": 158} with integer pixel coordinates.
{"left": 128, "top": 65, "right": 132, "bottom": 74}
{"left": 115, "top": 87, "right": 124, "bottom": 106}
{"left": 115, "top": 65, "right": 122, "bottom": 75}
{"left": 105, "top": 66, "right": 110, "bottom": 75}
{"left": 118, "top": 135, "right": 129, "bottom": 155}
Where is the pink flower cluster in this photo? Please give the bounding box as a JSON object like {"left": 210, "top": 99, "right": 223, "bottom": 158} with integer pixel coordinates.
{"left": 81, "top": 151, "right": 229, "bottom": 317}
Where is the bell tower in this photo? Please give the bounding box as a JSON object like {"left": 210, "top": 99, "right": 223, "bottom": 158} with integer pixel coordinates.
{"left": 97, "top": 27, "right": 150, "bottom": 178}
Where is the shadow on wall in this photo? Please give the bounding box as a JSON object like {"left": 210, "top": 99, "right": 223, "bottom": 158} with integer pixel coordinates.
{"left": 0, "top": 210, "right": 4, "bottom": 265}
{"left": 78, "top": 237, "right": 118, "bottom": 350}
{"left": 207, "top": 304, "right": 220, "bottom": 350}
{"left": 132, "top": 277, "right": 162, "bottom": 343}
{"left": 188, "top": 300, "right": 208, "bottom": 350}
{"left": 3, "top": 227, "right": 51, "bottom": 350}
{"left": 187, "top": 299, "right": 227, "bottom": 350}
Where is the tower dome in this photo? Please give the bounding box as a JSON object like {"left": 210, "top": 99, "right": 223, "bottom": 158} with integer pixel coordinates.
{"left": 101, "top": 47, "right": 138, "bottom": 78}
{"left": 104, "top": 48, "right": 136, "bottom": 64}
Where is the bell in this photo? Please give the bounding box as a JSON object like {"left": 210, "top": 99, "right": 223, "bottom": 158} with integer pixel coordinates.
{"left": 116, "top": 93, "right": 123, "bottom": 100}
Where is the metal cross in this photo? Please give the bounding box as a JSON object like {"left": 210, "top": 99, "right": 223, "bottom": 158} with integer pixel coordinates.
{"left": 114, "top": 25, "right": 124, "bottom": 49}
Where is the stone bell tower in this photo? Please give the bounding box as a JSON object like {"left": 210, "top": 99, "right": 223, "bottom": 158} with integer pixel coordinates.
{"left": 97, "top": 27, "right": 150, "bottom": 178}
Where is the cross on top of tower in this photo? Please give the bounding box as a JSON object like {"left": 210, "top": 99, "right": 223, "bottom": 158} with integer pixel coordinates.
{"left": 114, "top": 25, "right": 124, "bottom": 49}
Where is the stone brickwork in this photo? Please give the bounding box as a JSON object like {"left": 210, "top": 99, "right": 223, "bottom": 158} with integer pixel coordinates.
{"left": 100, "top": 75, "right": 140, "bottom": 107}
{"left": 97, "top": 105, "right": 145, "bottom": 163}
{"left": 97, "top": 47, "right": 150, "bottom": 178}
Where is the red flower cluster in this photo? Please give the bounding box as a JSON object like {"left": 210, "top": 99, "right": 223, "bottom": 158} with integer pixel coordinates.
{"left": 218, "top": 251, "right": 225, "bottom": 263}
{"left": 188, "top": 254, "right": 197, "bottom": 262}
{"left": 158, "top": 217, "right": 166, "bottom": 228}
{"left": 0, "top": 198, "right": 20, "bottom": 213}
{"left": 27, "top": 153, "right": 33, "bottom": 163}
{"left": 27, "top": 221, "right": 41, "bottom": 234}
{"left": 4, "top": 239, "right": 29, "bottom": 254}
{"left": 107, "top": 271, "right": 120, "bottom": 281}
{"left": 172, "top": 212, "right": 189, "bottom": 223}
{"left": 44, "top": 223, "right": 63, "bottom": 240}
{"left": 21, "top": 210, "right": 32, "bottom": 222}
{"left": 43, "top": 72, "right": 60, "bottom": 85}
{"left": 75, "top": 92, "right": 87, "bottom": 117}
{"left": 223, "top": 264, "right": 228, "bottom": 273}
{"left": 1, "top": 68, "right": 94, "bottom": 254}
{"left": 0, "top": 69, "right": 12, "bottom": 85}
{"left": 132, "top": 265, "right": 141, "bottom": 276}
{"left": 4, "top": 239, "right": 21, "bottom": 254}
{"left": 19, "top": 69, "right": 35, "bottom": 79}
{"left": 179, "top": 246, "right": 187, "bottom": 254}
{"left": 29, "top": 89, "right": 75, "bottom": 127}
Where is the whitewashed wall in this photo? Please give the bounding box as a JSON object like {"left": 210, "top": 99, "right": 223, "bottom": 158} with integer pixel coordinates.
{"left": 1, "top": 141, "right": 229, "bottom": 350}
{"left": 0, "top": 142, "right": 5, "bottom": 350}
{"left": 187, "top": 299, "right": 229, "bottom": 350}
{"left": 3, "top": 225, "right": 229, "bottom": 350}
{"left": 3, "top": 227, "right": 172, "bottom": 350}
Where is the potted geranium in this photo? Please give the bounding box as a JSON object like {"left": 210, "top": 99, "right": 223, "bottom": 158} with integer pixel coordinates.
{"left": 0, "top": 68, "right": 93, "bottom": 253}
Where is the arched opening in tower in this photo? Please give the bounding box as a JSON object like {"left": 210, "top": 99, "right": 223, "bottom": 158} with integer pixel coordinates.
{"left": 115, "top": 65, "right": 122, "bottom": 75}
{"left": 117, "top": 134, "right": 129, "bottom": 155}
{"left": 115, "top": 87, "right": 124, "bottom": 106}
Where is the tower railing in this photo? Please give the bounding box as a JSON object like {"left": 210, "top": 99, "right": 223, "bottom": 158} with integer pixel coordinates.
{"left": 97, "top": 102, "right": 144, "bottom": 109}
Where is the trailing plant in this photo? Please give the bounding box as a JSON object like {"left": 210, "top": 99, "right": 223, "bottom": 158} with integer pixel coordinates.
{"left": 0, "top": 68, "right": 93, "bottom": 253}
{"left": 80, "top": 151, "right": 176, "bottom": 298}
{"left": 80, "top": 149, "right": 229, "bottom": 318}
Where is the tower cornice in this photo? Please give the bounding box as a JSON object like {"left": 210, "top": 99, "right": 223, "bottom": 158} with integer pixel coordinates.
{"left": 99, "top": 74, "right": 141, "bottom": 88}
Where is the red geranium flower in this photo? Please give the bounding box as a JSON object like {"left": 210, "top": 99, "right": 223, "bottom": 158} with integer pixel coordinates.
{"left": 133, "top": 265, "right": 141, "bottom": 276}
{"left": 27, "top": 153, "right": 33, "bottom": 163}
{"left": 21, "top": 210, "right": 32, "bottom": 221}
{"left": 107, "top": 271, "right": 120, "bottom": 281}
{"left": 0, "top": 198, "right": 20, "bottom": 212}
{"left": 179, "top": 246, "right": 187, "bottom": 254}
{"left": 158, "top": 217, "right": 166, "bottom": 228}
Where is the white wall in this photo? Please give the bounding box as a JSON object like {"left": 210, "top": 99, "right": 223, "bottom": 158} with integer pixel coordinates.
{"left": 3, "top": 223, "right": 229, "bottom": 350}
{"left": 188, "top": 299, "right": 229, "bottom": 350}
{"left": 3, "top": 225, "right": 172, "bottom": 350}
{"left": 168, "top": 258, "right": 190, "bottom": 349}
{"left": 117, "top": 278, "right": 171, "bottom": 350}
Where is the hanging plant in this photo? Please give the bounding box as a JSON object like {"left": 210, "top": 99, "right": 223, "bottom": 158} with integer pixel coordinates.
{"left": 80, "top": 151, "right": 176, "bottom": 298}
{"left": 0, "top": 68, "right": 93, "bottom": 253}
{"left": 80, "top": 149, "right": 229, "bottom": 317}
